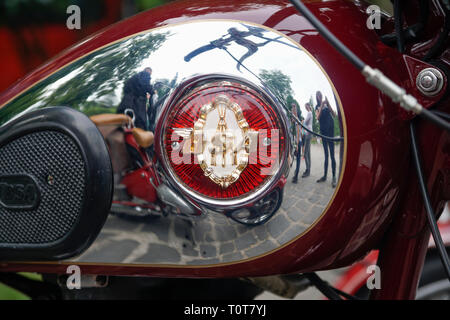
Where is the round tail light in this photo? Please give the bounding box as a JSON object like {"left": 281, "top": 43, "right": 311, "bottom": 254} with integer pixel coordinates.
{"left": 159, "top": 79, "right": 288, "bottom": 208}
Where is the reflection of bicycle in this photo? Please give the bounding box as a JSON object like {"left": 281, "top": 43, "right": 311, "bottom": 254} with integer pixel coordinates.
{"left": 90, "top": 110, "right": 163, "bottom": 222}
{"left": 90, "top": 110, "right": 281, "bottom": 226}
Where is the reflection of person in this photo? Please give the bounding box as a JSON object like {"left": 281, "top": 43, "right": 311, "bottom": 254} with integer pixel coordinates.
{"left": 117, "top": 67, "right": 154, "bottom": 131}
{"left": 291, "top": 103, "right": 302, "bottom": 184}
{"left": 302, "top": 103, "right": 312, "bottom": 178}
{"left": 315, "top": 91, "right": 337, "bottom": 188}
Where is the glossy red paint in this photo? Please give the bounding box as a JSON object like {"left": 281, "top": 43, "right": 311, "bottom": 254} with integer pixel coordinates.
{"left": 334, "top": 222, "right": 450, "bottom": 297}
{"left": 334, "top": 250, "right": 379, "bottom": 296}
{"left": 371, "top": 103, "right": 450, "bottom": 300}
{"left": 121, "top": 166, "right": 157, "bottom": 203}
{"left": 0, "top": 0, "right": 448, "bottom": 301}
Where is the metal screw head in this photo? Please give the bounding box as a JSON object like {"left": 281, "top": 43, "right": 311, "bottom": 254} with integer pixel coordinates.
{"left": 172, "top": 141, "right": 180, "bottom": 150}
{"left": 420, "top": 74, "right": 435, "bottom": 88}
{"left": 47, "top": 175, "right": 55, "bottom": 185}
{"left": 416, "top": 68, "right": 444, "bottom": 96}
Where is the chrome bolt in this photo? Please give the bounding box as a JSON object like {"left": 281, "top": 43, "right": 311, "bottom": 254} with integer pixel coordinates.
{"left": 263, "top": 137, "right": 271, "bottom": 146}
{"left": 47, "top": 175, "right": 55, "bottom": 185}
{"left": 416, "top": 68, "right": 444, "bottom": 96}
{"left": 420, "top": 75, "right": 434, "bottom": 88}
{"left": 172, "top": 141, "right": 180, "bottom": 150}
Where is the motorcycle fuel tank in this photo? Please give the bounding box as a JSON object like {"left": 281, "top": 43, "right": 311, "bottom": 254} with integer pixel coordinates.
{"left": 0, "top": 0, "right": 414, "bottom": 277}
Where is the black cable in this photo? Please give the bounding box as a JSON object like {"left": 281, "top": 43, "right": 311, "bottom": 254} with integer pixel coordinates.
{"left": 410, "top": 122, "right": 450, "bottom": 281}
{"left": 305, "top": 273, "right": 360, "bottom": 300}
{"left": 299, "top": 121, "right": 343, "bottom": 142}
{"left": 288, "top": 111, "right": 344, "bottom": 142}
{"left": 394, "top": 0, "right": 405, "bottom": 53}
{"left": 381, "top": 0, "right": 429, "bottom": 46}
{"left": 219, "top": 26, "right": 345, "bottom": 142}
{"left": 304, "top": 273, "right": 343, "bottom": 300}
{"left": 288, "top": 0, "right": 366, "bottom": 71}
{"left": 332, "top": 287, "right": 361, "bottom": 301}
{"left": 431, "top": 110, "right": 450, "bottom": 121}
{"left": 419, "top": 108, "right": 450, "bottom": 132}
{"left": 289, "top": 0, "right": 450, "bottom": 290}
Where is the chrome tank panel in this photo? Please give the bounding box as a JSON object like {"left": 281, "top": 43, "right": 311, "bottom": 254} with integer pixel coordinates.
{"left": 0, "top": 20, "right": 345, "bottom": 266}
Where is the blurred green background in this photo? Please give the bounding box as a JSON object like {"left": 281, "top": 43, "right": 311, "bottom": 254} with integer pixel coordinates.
{"left": 0, "top": 273, "right": 42, "bottom": 300}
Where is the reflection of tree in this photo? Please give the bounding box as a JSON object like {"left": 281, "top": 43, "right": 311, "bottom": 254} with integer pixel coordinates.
{"left": 51, "top": 32, "right": 168, "bottom": 111}
{"left": 286, "top": 95, "right": 302, "bottom": 120}
{"left": 259, "top": 69, "right": 293, "bottom": 105}
{"left": 151, "top": 73, "right": 178, "bottom": 121}
{"left": 0, "top": 32, "right": 169, "bottom": 125}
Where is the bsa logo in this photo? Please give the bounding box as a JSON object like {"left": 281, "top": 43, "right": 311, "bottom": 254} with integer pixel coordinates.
{"left": 0, "top": 174, "right": 41, "bottom": 210}
{"left": 173, "top": 95, "right": 259, "bottom": 188}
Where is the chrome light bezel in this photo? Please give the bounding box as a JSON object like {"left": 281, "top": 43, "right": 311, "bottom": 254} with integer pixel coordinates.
{"left": 155, "top": 73, "right": 291, "bottom": 211}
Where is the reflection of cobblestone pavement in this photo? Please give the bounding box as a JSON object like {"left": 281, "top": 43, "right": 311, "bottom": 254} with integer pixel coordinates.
{"left": 75, "top": 143, "right": 341, "bottom": 265}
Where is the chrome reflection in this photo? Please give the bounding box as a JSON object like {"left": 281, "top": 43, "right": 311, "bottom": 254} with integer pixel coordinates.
{"left": 0, "top": 20, "right": 345, "bottom": 265}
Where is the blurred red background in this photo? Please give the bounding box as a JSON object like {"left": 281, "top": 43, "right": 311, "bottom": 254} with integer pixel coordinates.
{"left": 0, "top": 0, "right": 173, "bottom": 93}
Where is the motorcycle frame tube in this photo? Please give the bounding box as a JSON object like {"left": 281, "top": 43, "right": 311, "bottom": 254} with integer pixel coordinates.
{"left": 371, "top": 96, "right": 450, "bottom": 299}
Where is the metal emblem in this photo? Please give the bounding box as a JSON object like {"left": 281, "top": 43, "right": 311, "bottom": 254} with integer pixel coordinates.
{"left": 0, "top": 174, "right": 41, "bottom": 210}
{"left": 175, "top": 95, "right": 258, "bottom": 188}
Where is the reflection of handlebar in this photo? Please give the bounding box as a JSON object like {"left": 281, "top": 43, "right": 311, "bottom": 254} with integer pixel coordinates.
{"left": 184, "top": 36, "right": 232, "bottom": 62}
{"left": 184, "top": 43, "right": 218, "bottom": 62}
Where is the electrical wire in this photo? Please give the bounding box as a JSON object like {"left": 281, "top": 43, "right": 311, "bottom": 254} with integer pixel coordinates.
{"left": 419, "top": 108, "right": 450, "bottom": 132}
{"left": 410, "top": 122, "right": 450, "bottom": 281}
{"left": 305, "top": 273, "right": 360, "bottom": 300}
{"left": 431, "top": 110, "right": 450, "bottom": 121}
{"left": 304, "top": 273, "right": 343, "bottom": 300}
{"left": 394, "top": 0, "right": 405, "bottom": 53}
{"left": 288, "top": 110, "right": 344, "bottom": 142}
{"left": 220, "top": 35, "right": 345, "bottom": 142}
{"left": 289, "top": 0, "right": 450, "bottom": 290}
{"left": 381, "top": 0, "right": 429, "bottom": 46}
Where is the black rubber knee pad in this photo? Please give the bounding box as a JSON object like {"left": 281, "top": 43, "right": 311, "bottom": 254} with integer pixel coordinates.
{"left": 0, "top": 107, "right": 113, "bottom": 261}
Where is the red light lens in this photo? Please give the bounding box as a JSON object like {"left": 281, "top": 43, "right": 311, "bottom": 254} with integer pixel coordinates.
{"left": 164, "top": 82, "right": 285, "bottom": 200}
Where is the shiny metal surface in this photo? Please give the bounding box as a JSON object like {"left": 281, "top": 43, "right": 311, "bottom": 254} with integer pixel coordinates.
{"left": 416, "top": 68, "right": 444, "bottom": 96}
{"left": 0, "top": 20, "right": 346, "bottom": 265}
